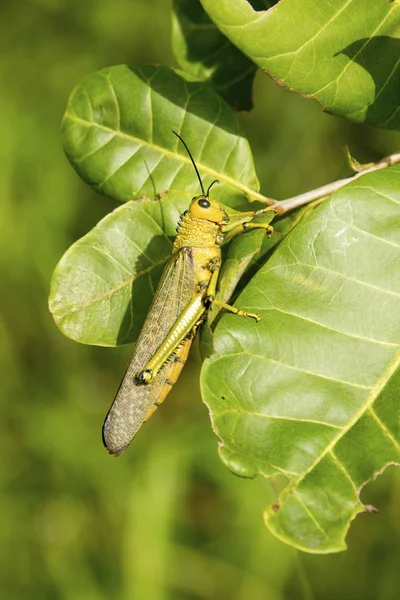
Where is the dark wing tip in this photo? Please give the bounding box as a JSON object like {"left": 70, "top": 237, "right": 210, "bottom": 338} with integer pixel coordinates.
{"left": 102, "top": 421, "right": 129, "bottom": 457}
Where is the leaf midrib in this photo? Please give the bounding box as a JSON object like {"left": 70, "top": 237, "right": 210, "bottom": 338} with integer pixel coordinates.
{"left": 63, "top": 113, "right": 266, "bottom": 202}
{"left": 293, "top": 349, "right": 400, "bottom": 488}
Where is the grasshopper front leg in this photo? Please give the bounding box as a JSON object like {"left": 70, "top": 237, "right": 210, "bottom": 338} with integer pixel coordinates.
{"left": 223, "top": 207, "right": 275, "bottom": 241}
{"left": 205, "top": 260, "right": 261, "bottom": 322}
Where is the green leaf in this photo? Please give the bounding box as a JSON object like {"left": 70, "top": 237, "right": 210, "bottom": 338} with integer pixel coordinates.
{"left": 210, "top": 205, "right": 320, "bottom": 321}
{"left": 171, "top": 0, "right": 257, "bottom": 110}
{"left": 201, "top": 165, "right": 400, "bottom": 552}
{"left": 201, "top": 0, "right": 400, "bottom": 129}
{"left": 49, "top": 194, "right": 190, "bottom": 346}
{"left": 62, "top": 64, "right": 261, "bottom": 206}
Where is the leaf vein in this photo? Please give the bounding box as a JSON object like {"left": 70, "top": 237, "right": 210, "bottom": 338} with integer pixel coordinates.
{"left": 224, "top": 349, "right": 373, "bottom": 390}
{"left": 329, "top": 450, "right": 356, "bottom": 487}
{"left": 99, "top": 146, "right": 140, "bottom": 188}
{"left": 56, "top": 256, "right": 168, "bottom": 319}
{"left": 106, "top": 226, "right": 156, "bottom": 264}
{"left": 335, "top": 216, "right": 400, "bottom": 249}
{"left": 288, "top": 350, "right": 400, "bottom": 489}
{"left": 63, "top": 114, "right": 266, "bottom": 202}
{"left": 106, "top": 74, "right": 121, "bottom": 130}
{"left": 368, "top": 407, "right": 400, "bottom": 453}
{"left": 87, "top": 244, "right": 132, "bottom": 277}
{"left": 262, "top": 261, "right": 400, "bottom": 299}
{"left": 75, "top": 134, "right": 117, "bottom": 164}
{"left": 293, "top": 492, "right": 330, "bottom": 541}
{"left": 251, "top": 285, "right": 399, "bottom": 347}
{"left": 218, "top": 408, "right": 342, "bottom": 429}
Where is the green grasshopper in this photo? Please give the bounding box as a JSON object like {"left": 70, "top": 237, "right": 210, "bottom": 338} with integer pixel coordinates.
{"left": 102, "top": 133, "right": 274, "bottom": 456}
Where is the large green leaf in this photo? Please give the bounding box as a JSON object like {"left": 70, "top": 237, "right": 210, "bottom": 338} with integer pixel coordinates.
{"left": 171, "top": 0, "right": 257, "bottom": 110}
{"left": 201, "top": 0, "right": 400, "bottom": 129}
{"left": 49, "top": 194, "right": 189, "bottom": 345}
{"left": 62, "top": 64, "right": 261, "bottom": 207}
{"left": 201, "top": 165, "right": 400, "bottom": 552}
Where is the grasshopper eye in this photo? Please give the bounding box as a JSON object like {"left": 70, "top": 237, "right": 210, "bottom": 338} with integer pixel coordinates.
{"left": 198, "top": 198, "right": 210, "bottom": 209}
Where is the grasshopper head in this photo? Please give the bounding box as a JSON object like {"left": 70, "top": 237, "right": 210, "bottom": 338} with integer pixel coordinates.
{"left": 189, "top": 195, "right": 228, "bottom": 224}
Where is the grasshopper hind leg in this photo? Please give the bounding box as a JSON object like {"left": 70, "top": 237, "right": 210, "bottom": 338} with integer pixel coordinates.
{"left": 144, "top": 337, "right": 193, "bottom": 421}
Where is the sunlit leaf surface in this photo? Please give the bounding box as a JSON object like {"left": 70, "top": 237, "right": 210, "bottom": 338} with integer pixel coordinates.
{"left": 62, "top": 65, "right": 259, "bottom": 206}
{"left": 49, "top": 194, "right": 189, "bottom": 346}
{"left": 201, "top": 0, "right": 400, "bottom": 129}
{"left": 201, "top": 165, "right": 400, "bottom": 552}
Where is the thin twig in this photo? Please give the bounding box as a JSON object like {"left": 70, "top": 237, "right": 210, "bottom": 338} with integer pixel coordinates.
{"left": 265, "top": 150, "right": 400, "bottom": 215}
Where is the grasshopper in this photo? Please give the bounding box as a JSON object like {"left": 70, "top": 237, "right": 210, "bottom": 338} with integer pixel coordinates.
{"left": 102, "top": 133, "right": 274, "bottom": 455}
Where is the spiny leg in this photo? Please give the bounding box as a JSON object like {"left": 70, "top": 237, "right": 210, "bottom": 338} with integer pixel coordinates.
{"left": 209, "top": 299, "right": 261, "bottom": 322}
{"left": 224, "top": 221, "right": 274, "bottom": 242}
{"left": 204, "top": 262, "right": 260, "bottom": 322}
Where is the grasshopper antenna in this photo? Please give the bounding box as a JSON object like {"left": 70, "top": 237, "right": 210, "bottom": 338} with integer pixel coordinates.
{"left": 173, "top": 131, "right": 205, "bottom": 196}
{"left": 206, "top": 179, "right": 219, "bottom": 197}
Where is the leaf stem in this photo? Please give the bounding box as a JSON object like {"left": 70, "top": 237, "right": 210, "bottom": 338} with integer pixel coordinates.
{"left": 266, "top": 150, "right": 400, "bottom": 215}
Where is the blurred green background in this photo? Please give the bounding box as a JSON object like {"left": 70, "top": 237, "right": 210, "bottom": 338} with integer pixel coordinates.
{"left": 2, "top": 1, "right": 400, "bottom": 598}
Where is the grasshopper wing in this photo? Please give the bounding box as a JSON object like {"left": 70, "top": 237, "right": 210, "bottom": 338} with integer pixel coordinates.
{"left": 103, "top": 247, "right": 196, "bottom": 455}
